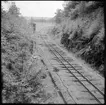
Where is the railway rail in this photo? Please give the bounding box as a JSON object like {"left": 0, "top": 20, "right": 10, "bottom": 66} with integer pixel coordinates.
{"left": 39, "top": 34, "right": 104, "bottom": 104}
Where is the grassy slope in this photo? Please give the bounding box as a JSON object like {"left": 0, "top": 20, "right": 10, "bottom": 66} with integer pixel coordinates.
{"left": 50, "top": 3, "right": 104, "bottom": 76}
{"left": 2, "top": 10, "right": 56, "bottom": 103}
{"left": 1, "top": 9, "right": 46, "bottom": 103}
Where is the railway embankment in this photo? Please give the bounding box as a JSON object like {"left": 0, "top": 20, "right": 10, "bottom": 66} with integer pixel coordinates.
{"left": 50, "top": 1, "right": 104, "bottom": 76}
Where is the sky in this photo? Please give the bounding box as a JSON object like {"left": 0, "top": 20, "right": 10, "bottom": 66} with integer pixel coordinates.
{"left": 2, "top": 1, "right": 64, "bottom": 17}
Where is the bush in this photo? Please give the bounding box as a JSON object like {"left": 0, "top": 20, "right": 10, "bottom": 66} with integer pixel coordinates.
{"left": 58, "top": 4, "right": 104, "bottom": 75}
{"left": 1, "top": 2, "right": 38, "bottom": 103}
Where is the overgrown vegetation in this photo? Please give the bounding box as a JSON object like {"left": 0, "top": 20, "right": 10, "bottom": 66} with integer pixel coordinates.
{"left": 1, "top": 2, "right": 45, "bottom": 103}
{"left": 51, "top": 1, "right": 104, "bottom": 76}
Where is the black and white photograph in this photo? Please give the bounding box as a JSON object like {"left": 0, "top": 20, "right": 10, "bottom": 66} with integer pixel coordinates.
{"left": 1, "top": 1, "right": 104, "bottom": 104}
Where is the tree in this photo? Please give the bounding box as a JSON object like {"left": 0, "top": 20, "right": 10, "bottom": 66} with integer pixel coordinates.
{"left": 8, "top": 2, "right": 20, "bottom": 17}
{"left": 63, "top": 1, "right": 80, "bottom": 17}
{"left": 55, "top": 9, "right": 63, "bottom": 24}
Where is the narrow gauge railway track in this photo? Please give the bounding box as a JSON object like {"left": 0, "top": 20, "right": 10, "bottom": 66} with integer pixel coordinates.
{"left": 39, "top": 35, "right": 76, "bottom": 104}
{"left": 40, "top": 35, "right": 104, "bottom": 104}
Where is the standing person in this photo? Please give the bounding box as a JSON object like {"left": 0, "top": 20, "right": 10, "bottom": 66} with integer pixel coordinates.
{"left": 33, "top": 23, "right": 36, "bottom": 33}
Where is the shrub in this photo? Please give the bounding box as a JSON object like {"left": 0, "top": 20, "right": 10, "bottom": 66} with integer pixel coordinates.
{"left": 1, "top": 2, "right": 38, "bottom": 103}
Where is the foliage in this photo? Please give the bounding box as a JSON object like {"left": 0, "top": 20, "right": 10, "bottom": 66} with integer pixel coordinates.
{"left": 8, "top": 2, "right": 20, "bottom": 16}
{"left": 52, "top": 1, "right": 104, "bottom": 76}
{"left": 1, "top": 2, "right": 42, "bottom": 103}
{"left": 55, "top": 9, "right": 63, "bottom": 24}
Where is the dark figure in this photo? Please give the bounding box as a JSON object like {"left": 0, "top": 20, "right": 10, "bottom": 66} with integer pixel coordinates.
{"left": 32, "top": 23, "right": 36, "bottom": 33}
